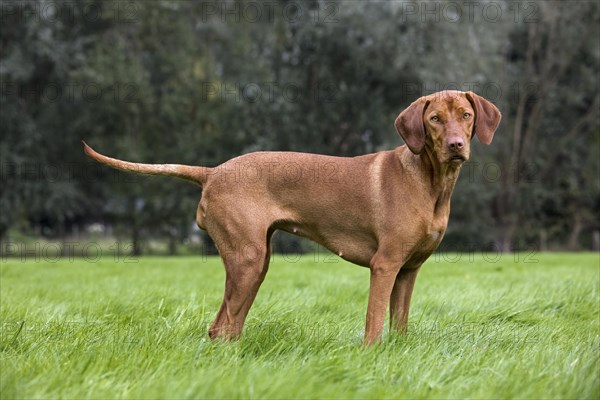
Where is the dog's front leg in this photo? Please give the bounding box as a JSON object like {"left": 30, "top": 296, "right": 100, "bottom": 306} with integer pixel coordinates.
{"left": 389, "top": 265, "right": 422, "bottom": 334}
{"left": 363, "top": 265, "right": 401, "bottom": 345}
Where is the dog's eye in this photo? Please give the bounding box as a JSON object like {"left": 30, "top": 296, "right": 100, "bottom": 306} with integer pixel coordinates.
{"left": 463, "top": 112, "right": 472, "bottom": 119}
{"left": 431, "top": 116, "right": 440, "bottom": 122}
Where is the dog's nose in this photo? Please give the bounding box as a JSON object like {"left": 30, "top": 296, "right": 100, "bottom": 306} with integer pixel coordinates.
{"left": 448, "top": 137, "right": 464, "bottom": 151}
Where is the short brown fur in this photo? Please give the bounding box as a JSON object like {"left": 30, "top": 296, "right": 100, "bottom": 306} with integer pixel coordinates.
{"left": 83, "top": 90, "right": 501, "bottom": 344}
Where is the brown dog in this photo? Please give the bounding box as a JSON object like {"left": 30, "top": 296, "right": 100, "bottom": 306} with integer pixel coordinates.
{"left": 83, "top": 90, "right": 501, "bottom": 344}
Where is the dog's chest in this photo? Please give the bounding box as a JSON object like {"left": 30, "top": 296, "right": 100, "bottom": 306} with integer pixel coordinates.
{"left": 403, "top": 228, "right": 446, "bottom": 268}
{"left": 427, "top": 212, "right": 449, "bottom": 241}
{"left": 428, "top": 230, "right": 443, "bottom": 244}
{"left": 421, "top": 228, "right": 445, "bottom": 253}
{"left": 414, "top": 216, "right": 449, "bottom": 255}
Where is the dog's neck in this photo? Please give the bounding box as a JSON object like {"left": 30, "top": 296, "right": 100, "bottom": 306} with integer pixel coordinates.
{"left": 404, "top": 145, "right": 462, "bottom": 213}
{"left": 422, "top": 146, "right": 461, "bottom": 187}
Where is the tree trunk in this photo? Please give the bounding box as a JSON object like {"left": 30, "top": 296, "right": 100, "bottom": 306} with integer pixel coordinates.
{"left": 499, "top": 223, "right": 515, "bottom": 254}
{"left": 0, "top": 228, "right": 6, "bottom": 257}
{"left": 539, "top": 229, "right": 548, "bottom": 252}
{"left": 168, "top": 235, "right": 177, "bottom": 256}
{"left": 132, "top": 224, "right": 141, "bottom": 256}
{"left": 129, "top": 197, "right": 142, "bottom": 256}
{"left": 567, "top": 212, "right": 583, "bottom": 251}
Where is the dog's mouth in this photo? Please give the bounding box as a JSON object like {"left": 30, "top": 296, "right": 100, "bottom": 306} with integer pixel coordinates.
{"left": 448, "top": 154, "right": 467, "bottom": 164}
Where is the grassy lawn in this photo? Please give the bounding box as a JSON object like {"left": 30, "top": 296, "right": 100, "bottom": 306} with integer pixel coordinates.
{"left": 1, "top": 252, "right": 598, "bottom": 399}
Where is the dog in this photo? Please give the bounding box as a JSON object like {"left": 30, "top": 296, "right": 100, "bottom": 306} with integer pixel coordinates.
{"left": 83, "top": 90, "right": 501, "bottom": 344}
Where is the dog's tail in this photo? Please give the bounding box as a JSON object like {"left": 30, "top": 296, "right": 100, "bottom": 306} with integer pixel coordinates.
{"left": 82, "top": 141, "right": 209, "bottom": 186}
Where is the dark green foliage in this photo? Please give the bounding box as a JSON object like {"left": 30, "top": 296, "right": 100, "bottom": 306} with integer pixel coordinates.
{"left": 1, "top": 0, "right": 598, "bottom": 252}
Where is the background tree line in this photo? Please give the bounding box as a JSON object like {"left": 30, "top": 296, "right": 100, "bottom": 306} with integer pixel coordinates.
{"left": 1, "top": 0, "right": 598, "bottom": 255}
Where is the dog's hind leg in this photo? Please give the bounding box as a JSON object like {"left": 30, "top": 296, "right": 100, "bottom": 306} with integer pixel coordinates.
{"left": 208, "top": 227, "right": 274, "bottom": 340}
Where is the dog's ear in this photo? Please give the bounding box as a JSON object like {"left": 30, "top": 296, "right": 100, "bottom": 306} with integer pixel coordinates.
{"left": 465, "top": 91, "right": 501, "bottom": 145}
{"left": 395, "top": 99, "right": 429, "bottom": 154}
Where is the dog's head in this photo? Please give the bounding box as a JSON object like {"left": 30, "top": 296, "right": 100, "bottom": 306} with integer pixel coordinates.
{"left": 394, "top": 91, "right": 501, "bottom": 165}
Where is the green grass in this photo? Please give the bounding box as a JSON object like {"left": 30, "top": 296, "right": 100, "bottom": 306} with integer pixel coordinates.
{"left": 1, "top": 252, "right": 598, "bottom": 399}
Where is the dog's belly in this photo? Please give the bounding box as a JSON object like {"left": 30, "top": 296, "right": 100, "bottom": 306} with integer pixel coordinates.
{"left": 276, "top": 220, "right": 377, "bottom": 267}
